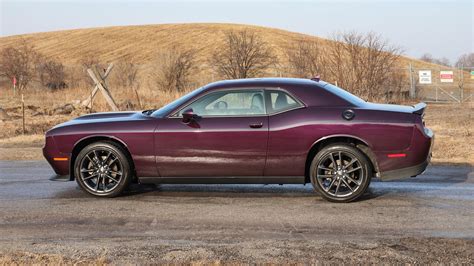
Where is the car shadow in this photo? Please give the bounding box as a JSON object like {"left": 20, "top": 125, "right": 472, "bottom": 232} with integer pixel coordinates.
{"left": 49, "top": 164, "right": 471, "bottom": 201}
{"left": 119, "top": 164, "right": 472, "bottom": 201}
{"left": 122, "top": 183, "right": 317, "bottom": 198}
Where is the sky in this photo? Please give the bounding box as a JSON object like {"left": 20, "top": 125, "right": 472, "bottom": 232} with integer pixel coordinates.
{"left": 0, "top": 0, "right": 473, "bottom": 63}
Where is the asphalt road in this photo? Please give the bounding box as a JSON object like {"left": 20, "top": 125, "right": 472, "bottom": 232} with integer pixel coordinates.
{"left": 0, "top": 160, "right": 473, "bottom": 263}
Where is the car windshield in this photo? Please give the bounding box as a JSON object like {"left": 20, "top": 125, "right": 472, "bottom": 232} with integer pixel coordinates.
{"left": 151, "top": 86, "right": 206, "bottom": 117}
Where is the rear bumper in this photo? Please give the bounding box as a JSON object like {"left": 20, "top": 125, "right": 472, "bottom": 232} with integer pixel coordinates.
{"left": 379, "top": 156, "right": 430, "bottom": 181}
{"left": 379, "top": 127, "right": 433, "bottom": 181}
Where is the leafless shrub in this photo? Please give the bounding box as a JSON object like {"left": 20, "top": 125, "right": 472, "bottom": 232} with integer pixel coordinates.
{"left": 113, "top": 60, "right": 139, "bottom": 88}
{"left": 286, "top": 38, "right": 327, "bottom": 78}
{"left": 0, "top": 41, "right": 39, "bottom": 91}
{"left": 384, "top": 71, "right": 409, "bottom": 103}
{"left": 36, "top": 58, "right": 67, "bottom": 89}
{"left": 153, "top": 48, "right": 196, "bottom": 92}
{"left": 327, "top": 31, "right": 403, "bottom": 101}
{"left": 80, "top": 53, "right": 101, "bottom": 71}
{"left": 113, "top": 60, "right": 141, "bottom": 108}
{"left": 65, "top": 65, "right": 82, "bottom": 89}
{"left": 211, "top": 29, "right": 276, "bottom": 79}
{"left": 79, "top": 53, "right": 106, "bottom": 86}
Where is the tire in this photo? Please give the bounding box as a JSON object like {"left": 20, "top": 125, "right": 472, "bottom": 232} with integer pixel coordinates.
{"left": 310, "top": 143, "right": 372, "bottom": 203}
{"left": 74, "top": 141, "right": 132, "bottom": 197}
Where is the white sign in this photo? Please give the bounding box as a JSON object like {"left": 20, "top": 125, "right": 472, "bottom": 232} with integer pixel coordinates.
{"left": 440, "top": 70, "right": 454, "bottom": 83}
{"left": 419, "top": 70, "right": 432, "bottom": 84}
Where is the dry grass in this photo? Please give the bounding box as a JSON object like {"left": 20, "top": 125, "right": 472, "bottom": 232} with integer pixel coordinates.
{"left": 0, "top": 85, "right": 192, "bottom": 138}
{"left": 0, "top": 134, "right": 44, "bottom": 148}
{"left": 0, "top": 252, "right": 107, "bottom": 265}
{"left": 0, "top": 23, "right": 331, "bottom": 65}
{"left": 424, "top": 103, "right": 473, "bottom": 165}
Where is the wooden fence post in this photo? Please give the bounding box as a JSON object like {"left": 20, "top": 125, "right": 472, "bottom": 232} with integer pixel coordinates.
{"left": 86, "top": 68, "right": 119, "bottom": 111}
{"left": 21, "top": 94, "right": 25, "bottom": 135}
{"left": 82, "top": 63, "right": 117, "bottom": 110}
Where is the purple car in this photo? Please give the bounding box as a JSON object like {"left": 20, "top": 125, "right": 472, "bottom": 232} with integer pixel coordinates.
{"left": 43, "top": 78, "right": 434, "bottom": 202}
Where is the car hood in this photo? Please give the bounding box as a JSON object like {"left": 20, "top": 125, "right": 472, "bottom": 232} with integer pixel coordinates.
{"left": 72, "top": 111, "right": 140, "bottom": 122}
{"left": 46, "top": 111, "right": 152, "bottom": 135}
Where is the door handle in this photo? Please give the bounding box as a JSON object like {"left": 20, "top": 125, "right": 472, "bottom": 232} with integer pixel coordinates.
{"left": 249, "top": 122, "right": 263, "bottom": 128}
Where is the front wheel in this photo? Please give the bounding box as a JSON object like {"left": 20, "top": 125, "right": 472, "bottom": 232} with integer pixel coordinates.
{"left": 310, "top": 144, "right": 372, "bottom": 203}
{"left": 74, "top": 141, "right": 132, "bottom": 197}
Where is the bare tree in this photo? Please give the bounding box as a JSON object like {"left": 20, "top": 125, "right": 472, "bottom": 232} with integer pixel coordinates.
{"left": 211, "top": 29, "right": 276, "bottom": 79}
{"left": 286, "top": 38, "right": 327, "bottom": 78}
{"left": 455, "top": 53, "right": 474, "bottom": 68}
{"left": 153, "top": 48, "right": 196, "bottom": 92}
{"left": 0, "top": 41, "right": 39, "bottom": 91}
{"left": 327, "top": 31, "right": 402, "bottom": 101}
{"left": 419, "top": 53, "right": 451, "bottom": 67}
{"left": 37, "top": 58, "right": 67, "bottom": 89}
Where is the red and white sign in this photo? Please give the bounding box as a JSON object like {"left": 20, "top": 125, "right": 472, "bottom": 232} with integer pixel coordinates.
{"left": 12, "top": 76, "right": 17, "bottom": 86}
{"left": 439, "top": 71, "right": 454, "bottom": 83}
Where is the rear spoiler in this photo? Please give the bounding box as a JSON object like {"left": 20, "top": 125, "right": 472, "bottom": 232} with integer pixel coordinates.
{"left": 412, "top": 102, "right": 427, "bottom": 115}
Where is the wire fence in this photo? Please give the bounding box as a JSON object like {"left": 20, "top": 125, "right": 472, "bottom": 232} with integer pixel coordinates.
{"left": 407, "top": 65, "right": 474, "bottom": 103}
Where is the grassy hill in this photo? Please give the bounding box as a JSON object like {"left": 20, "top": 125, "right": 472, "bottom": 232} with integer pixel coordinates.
{"left": 0, "top": 23, "right": 436, "bottom": 69}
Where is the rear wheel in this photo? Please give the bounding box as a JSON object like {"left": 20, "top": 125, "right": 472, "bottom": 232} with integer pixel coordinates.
{"left": 310, "top": 144, "right": 372, "bottom": 202}
{"left": 74, "top": 141, "right": 132, "bottom": 197}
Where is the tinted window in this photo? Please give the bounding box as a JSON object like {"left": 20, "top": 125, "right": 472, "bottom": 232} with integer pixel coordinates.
{"left": 179, "top": 90, "right": 265, "bottom": 116}
{"left": 321, "top": 82, "right": 366, "bottom": 105}
{"left": 152, "top": 86, "right": 206, "bottom": 117}
{"left": 267, "top": 90, "right": 302, "bottom": 114}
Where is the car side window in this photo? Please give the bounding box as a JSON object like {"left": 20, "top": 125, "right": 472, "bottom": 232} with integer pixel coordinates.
{"left": 267, "top": 90, "right": 302, "bottom": 114}
{"left": 178, "top": 90, "right": 266, "bottom": 117}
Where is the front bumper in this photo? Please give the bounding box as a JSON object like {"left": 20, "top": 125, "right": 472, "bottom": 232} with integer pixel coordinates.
{"left": 43, "top": 136, "right": 70, "bottom": 177}
{"left": 49, "top": 174, "right": 71, "bottom": 182}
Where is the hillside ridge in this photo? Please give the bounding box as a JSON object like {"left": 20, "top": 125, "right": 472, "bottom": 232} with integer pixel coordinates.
{"left": 0, "top": 23, "right": 437, "bottom": 69}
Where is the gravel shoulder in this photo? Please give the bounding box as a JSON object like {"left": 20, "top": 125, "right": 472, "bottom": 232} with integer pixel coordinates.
{"left": 0, "top": 161, "right": 473, "bottom": 263}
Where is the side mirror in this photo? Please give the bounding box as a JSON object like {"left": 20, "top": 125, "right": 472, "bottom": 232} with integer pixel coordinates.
{"left": 182, "top": 108, "right": 199, "bottom": 124}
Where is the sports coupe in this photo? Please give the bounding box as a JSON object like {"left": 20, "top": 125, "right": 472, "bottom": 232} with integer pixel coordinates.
{"left": 43, "top": 78, "right": 434, "bottom": 202}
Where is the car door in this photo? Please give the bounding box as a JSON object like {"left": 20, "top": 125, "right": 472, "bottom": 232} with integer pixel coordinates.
{"left": 264, "top": 89, "right": 306, "bottom": 176}
{"left": 154, "top": 89, "right": 269, "bottom": 177}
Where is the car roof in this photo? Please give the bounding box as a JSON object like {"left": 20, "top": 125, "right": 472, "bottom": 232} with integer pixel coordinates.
{"left": 204, "top": 77, "right": 328, "bottom": 90}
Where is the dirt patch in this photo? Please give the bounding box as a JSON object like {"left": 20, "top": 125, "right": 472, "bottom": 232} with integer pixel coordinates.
{"left": 0, "top": 238, "right": 472, "bottom": 264}
{"left": 0, "top": 252, "right": 107, "bottom": 265}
